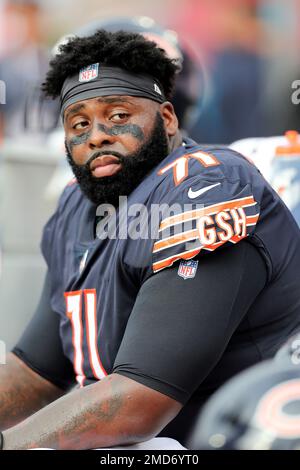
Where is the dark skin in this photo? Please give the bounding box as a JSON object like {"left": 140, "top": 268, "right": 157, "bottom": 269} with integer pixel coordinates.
{"left": 1, "top": 95, "right": 183, "bottom": 449}
{"left": 0, "top": 353, "right": 64, "bottom": 432}
{"left": 68, "top": 123, "right": 145, "bottom": 149}
{"left": 65, "top": 96, "right": 181, "bottom": 165}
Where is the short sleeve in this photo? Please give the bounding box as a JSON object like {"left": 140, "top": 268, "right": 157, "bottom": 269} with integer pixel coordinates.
{"left": 41, "top": 212, "right": 58, "bottom": 270}
{"left": 114, "top": 241, "right": 267, "bottom": 404}
{"left": 40, "top": 182, "right": 77, "bottom": 269}
{"left": 12, "top": 272, "right": 76, "bottom": 391}
{"left": 152, "top": 175, "right": 261, "bottom": 273}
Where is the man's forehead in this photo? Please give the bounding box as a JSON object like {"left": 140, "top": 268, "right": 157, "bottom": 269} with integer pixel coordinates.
{"left": 60, "top": 65, "right": 165, "bottom": 119}
{"left": 64, "top": 95, "right": 153, "bottom": 118}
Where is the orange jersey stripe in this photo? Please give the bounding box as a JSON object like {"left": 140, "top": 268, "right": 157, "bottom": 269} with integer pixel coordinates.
{"left": 202, "top": 240, "right": 227, "bottom": 251}
{"left": 246, "top": 214, "right": 260, "bottom": 225}
{"left": 228, "top": 234, "right": 248, "bottom": 244}
{"left": 153, "top": 248, "right": 201, "bottom": 273}
{"left": 153, "top": 229, "right": 199, "bottom": 253}
{"left": 159, "top": 196, "right": 256, "bottom": 232}
{"left": 153, "top": 233, "right": 248, "bottom": 273}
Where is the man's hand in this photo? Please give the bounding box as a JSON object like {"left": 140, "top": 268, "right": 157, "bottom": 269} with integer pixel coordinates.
{"left": 0, "top": 352, "right": 65, "bottom": 431}
{"left": 2, "top": 373, "right": 182, "bottom": 449}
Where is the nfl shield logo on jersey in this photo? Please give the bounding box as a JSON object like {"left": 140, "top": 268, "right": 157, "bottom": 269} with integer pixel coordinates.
{"left": 79, "top": 63, "right": 99, "bottom": 82}
{"left": 178, "top": 260, "right": 199, "bottom": 280}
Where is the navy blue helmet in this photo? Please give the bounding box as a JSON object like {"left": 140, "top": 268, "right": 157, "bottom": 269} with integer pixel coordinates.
{"left": 188, "top": 359, "right": 300, "bottom": 450}
{"left": 275, "top": 332, "right": 300, "bottom": 367}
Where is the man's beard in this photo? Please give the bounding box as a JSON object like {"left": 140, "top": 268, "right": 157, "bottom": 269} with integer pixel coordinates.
{"left": 65, "top": 112, "right": 170, "bottom": 207}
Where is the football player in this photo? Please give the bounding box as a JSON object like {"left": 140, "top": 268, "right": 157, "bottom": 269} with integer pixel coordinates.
{"left": 40, "top": 16, "right": 205, "bottom": 200}
{"left": 0, "top": 29, "right": 299, "bottom": 450}
{"left": 230, "top": 130, "right": 300, "bottom": 226}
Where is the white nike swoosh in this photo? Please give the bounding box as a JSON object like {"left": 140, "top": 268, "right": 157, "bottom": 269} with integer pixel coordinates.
{"left": 188, "top": 182, "right": 221, "bottom": 199}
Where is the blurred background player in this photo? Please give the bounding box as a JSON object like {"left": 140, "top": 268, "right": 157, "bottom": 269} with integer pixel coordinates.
{"left": 0, "top": 0, "right": 49, "bottom": 140}
{"left": 231, "top": 130, "right": 300, "bottom": 226}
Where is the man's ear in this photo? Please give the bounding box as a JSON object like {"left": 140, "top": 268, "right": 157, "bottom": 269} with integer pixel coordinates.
{"left": 160, "top": 102, "right": 178, "bottom": 137}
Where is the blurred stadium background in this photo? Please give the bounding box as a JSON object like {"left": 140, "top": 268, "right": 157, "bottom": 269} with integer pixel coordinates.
{"left": 0, "top": 0, "right": 299, "bottom": 352}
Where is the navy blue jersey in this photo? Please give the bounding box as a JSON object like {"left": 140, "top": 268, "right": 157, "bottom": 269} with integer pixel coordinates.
{"left": 41, "top": 138, "right": 300, "bottom": 391}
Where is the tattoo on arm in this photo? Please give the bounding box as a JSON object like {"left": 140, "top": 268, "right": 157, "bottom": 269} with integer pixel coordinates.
{"left": 2, "top": 373, "right": 181, "bottom": 449}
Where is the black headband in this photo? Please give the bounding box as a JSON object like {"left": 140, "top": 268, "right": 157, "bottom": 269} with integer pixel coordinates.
{"left": 60, "top": 63, "right": 166, "bottom": 118}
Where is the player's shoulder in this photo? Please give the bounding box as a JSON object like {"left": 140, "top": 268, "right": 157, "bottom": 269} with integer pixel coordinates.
{"left": 156, "top": 141, "right": 261, "bottom": 205}
{"left": 188, "top": 143, "right": 251, "bottom": 164}
{"left": 56, "top": 178, "right": 83, "bottom": 213}
{"left": 185, "top": 144, "right": 258, "bottom": 178}
{"left": 41, "top": 179, "right": 84, "bottom": 262}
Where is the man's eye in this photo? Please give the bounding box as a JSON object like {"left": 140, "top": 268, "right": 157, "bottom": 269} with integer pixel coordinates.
{"left": 73, "top": 120, "right": 89, "bottom": 130}
{"left": 110, "top": 113, "right": 129, "bottom": 122}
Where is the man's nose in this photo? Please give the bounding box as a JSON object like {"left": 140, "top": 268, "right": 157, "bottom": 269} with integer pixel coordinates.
{"left": 88, "top": 123, "right": 116, "bottom": 149}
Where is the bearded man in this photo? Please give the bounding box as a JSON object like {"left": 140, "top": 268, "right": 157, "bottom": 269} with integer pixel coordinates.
{"left": 0, "top": 30, "right": 299, "bottom": 450}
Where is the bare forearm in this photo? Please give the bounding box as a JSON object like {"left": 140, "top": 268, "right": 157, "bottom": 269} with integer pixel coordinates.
{"left": 2, "top": 374, "right": 180, "bottom": 450}
{"left": 0, "top": 353, "right": 65, "bottom": 431}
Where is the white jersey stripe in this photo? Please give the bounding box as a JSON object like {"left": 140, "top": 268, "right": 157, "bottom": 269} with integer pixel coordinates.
{"left": 85, "top": 290, "right": 106, "bottom": 380}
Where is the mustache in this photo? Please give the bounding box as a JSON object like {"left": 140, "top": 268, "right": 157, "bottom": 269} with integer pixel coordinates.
{"left": 85, "top": 150, "right": 125, "bottom": 169}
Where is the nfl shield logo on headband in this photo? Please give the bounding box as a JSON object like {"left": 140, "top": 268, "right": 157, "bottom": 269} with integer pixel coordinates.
{"left": 79, "top": 63, "right": 99, "bottom": 82}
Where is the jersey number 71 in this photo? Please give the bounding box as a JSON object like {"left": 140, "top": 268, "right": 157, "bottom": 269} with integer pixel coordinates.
{"left": 64, "top": 289, "right": 107, "bottom": 386}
